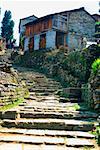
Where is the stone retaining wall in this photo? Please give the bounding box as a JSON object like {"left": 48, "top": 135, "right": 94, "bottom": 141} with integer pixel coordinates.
{"left": 81, "top": 70, "right": 100, "bottom": 111}
{"left": 0, "top": 61, "right": 29, "bottom": 109}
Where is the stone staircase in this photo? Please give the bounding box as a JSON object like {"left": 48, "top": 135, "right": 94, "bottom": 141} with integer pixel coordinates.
{"left": 0, "top": 67, "right": 99, "bottom": 150}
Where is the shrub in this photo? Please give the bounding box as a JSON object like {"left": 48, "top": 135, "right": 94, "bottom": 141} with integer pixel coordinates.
{"left": 62, "top": 51, "right": 87, "bottom": 82}
{"left": 92, "top": 58, "right": 100, "bottom": 75}
{"left": 82, "top": 44, "right": 100, "bottom": 81}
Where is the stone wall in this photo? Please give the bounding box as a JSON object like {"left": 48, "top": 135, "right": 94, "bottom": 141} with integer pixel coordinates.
{"left": 67, "top": 10, "right": 95, "bottom": 49}
{"left": 0, "top": 62, "right": 29, "bottom": 109}
{"left": 81, "top": 70, "right": 100, "bottom": 111}
{"left": 90, "top": 70, "right": 100, "bottom": 110}
{"left": 67, "top": 32, "right": 82, "bottom": 50}
{"left": 68, "top": 10, "right": 95, "bottom": 40}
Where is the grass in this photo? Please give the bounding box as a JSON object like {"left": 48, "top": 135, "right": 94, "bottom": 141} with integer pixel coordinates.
{"left": 73, "top": 103, "right": 80, "bottom": 110}
{"left": 0, "top": 98, "right": 24, "bottom": 111}
{"left": 66, "top": 103, "right": 80, "bottom": 111}
{"left": 90, "top": 126, "right": 100, "bottom": 146}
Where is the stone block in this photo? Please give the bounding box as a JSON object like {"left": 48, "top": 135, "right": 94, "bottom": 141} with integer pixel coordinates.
{"left": 2, "top": 111, "right": 17, "bottom": 120}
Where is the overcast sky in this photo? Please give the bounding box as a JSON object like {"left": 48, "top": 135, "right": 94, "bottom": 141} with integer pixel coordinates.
{"left": 0, "top": 0, "right": 99, "bottom": 45}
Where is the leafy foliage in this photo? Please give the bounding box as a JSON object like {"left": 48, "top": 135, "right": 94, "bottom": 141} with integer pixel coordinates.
{"left": 14, "top": 44, "right": 99, "bottom": 87}
{"left": 82, "top": 44, "right": 100, "bottom": 82}
{"left": 91, "top": 126, "right": 100, "bottom": 146}
{"left": 92, "top": 58, "right": 100, "bottom": 74}
{"left": 0, "top": 98, "right": 24, "bottom": 111}
{"left": 62, "top": 51, "right": 87, "bottom": 83}
{"left": 1, "top": 10, "right": 14, "bottom": 47}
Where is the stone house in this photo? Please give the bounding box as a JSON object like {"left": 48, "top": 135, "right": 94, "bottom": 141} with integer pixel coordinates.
{"left": 92, "top": 14, "right": 100, "bottom": 43}
{"left": 20, "top": 7, "right": 96, "bottom": 51}
{"left": 19, "top": 15, "right": 38, "bottom": 50}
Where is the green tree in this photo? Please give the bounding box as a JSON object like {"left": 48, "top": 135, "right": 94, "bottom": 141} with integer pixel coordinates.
{"left": 1, "top": 10, "right": 14, "bottom": 48}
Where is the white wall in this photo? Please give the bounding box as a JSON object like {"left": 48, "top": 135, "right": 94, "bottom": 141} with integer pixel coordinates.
{"left": 34, "top": 34, "right": 40, "bottom": 50}
{"left": 46, "top": 30, "right": 56, "bottom": 49}
{"left": 24, "top": 37, "right": 29, "bottom": 51}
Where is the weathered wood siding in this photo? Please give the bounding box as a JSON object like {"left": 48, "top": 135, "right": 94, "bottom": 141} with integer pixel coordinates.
{"left": 25, "top": 18, "right": 52, "bottom": 36}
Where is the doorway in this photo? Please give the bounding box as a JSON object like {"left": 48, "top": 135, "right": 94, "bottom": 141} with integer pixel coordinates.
{"left": 56, "top": 32, "right": 65, "bottom": 48}
{"left": 39, "top": 33, "right": 46, "bottom": 49}
{"left": 29, "top": 37, "right": 34, "bottom": 52}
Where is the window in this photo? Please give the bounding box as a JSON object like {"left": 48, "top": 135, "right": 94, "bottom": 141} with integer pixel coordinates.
{"left": 53, "top": 20, "right": 57, "bottom": 27}
{"left": 44, "top": 21, "right": 48, "bottom": 29}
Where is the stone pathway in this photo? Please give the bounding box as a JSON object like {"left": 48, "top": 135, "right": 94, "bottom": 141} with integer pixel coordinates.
{"left": 0, "top": 67, "right": 99, "bottom": 150}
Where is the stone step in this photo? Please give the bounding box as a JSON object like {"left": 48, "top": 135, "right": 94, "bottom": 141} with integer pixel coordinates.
{"left": 0, "top": 142, "right": 93, "bottom": 150}
{"left": 23, "top": 103, "right": 91, "bottom": 111}
{"left": 1, "top": 119, "right": 94, "bottom": 131}
{"left": 19, "top": 111, "right": 98, "bottom": 120}
{"left": 26, "top": 97, "right": 59, "bottom": 102}
{"left": 21, "top": 106, "right": 94, "bottom": 113}
{"left": 29, "top": 88, "right": 57, "bottom": 93}
{"left": 26, "top": 96, "right": 80, "bottom": 103}
{"left": 26, "top": 78, "right": 61, "bottom": 83}
{"left": 0, "top": 128, "right": 95, "bottom": 139}
{"left": 59, "top": 98, "right": 80, "bottom": 103}
{"left": 23, "top": 102, "right": 78, "bottom": 107}
{"left": 0, "top": 108, "right": 97, "bottom": 120}
{"left": 22, "top": 105, "right": 97, "bottom": 112}
{"left": 28, "top": 95, "right": 60, "bottom": 100}
{"left": 0, "top": 133, "right": 94, "bottom": 147}
{"left": 35, "top": 92, "right": 54, "bottom": 96}
{"left": 38, "top": 100, "right": 59, "bottom": 103}
{"left": 0, "top": 111, "right": 17, "bottom": 120}
{"left": 29, "top": 85, "right": 62, "bottom": 88}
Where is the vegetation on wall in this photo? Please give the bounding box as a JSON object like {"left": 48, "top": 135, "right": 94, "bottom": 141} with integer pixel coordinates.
{"left": 14, "top": 44, "right": 100, "bottom": 87}
{"left": 92, "top": 58, "right": 100, "bottom": 75}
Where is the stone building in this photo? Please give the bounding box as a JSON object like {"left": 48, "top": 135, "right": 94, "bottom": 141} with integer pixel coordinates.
{"left": 92, "top": 14, "right": 100, "bottom": 43}
{"left": 19, "top": 15, "right": 38, "bottom": 50}
{"left": 20, "top": 7, "right": 96, "bottom": 51}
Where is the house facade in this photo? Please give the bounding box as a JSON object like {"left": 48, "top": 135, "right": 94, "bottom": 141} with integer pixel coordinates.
{"left": 19, "top": 15, "right": 38, "bottom": 50}
{"left": 25, "top": 14, "right": 68, "bottom": 51}
{"left": 21, "top": 7, "right": 95, "bottom": 51}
